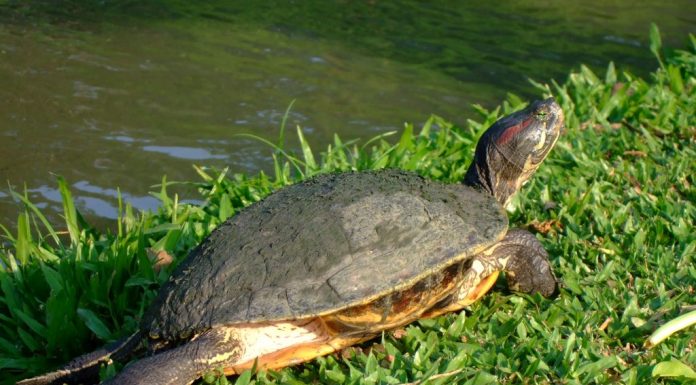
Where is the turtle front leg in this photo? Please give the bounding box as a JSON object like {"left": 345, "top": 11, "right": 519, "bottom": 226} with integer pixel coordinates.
{"left": 424, "top": 229, "right": 556, "bottom": 318}
{"left": 501, "top": 229, "right": 557, "bottom": 297}
{"left": 102, "top": 328, "right": 243, "bottom": 385}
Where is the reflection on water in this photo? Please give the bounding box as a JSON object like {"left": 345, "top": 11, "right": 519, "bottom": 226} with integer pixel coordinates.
{"left": 104, "top": 135, "right": 146, "bottom": 143}
{"left": 27, "top": 182, "right": 172, "bottom": 220}
{"left": 142, "top": 145, "right": 228, "bottom": 160}
{"left": 0, "top": 0, "right": 694, "bottom": 228}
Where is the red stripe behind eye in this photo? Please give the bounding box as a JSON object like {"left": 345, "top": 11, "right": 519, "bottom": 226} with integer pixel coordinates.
{"left": 496, "top": 116, "right": 534, "bottom": 145}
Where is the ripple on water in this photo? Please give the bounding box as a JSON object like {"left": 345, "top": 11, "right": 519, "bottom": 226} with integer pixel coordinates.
{"left": 73, "top": 180, "right": 161, "bottom": 207}
{"left": 104, "top": 135, "right": 137, "bottom": 143}
{"left": 142, "top": 145, "right": 229, "bottom": 160}
{"left": 68, "top": 52, "right": 124, "bottom": 72}
{"left": 76, "top": 196, "right": 119, "bottom": 219}
{"left": 31, "top": 185, "right": 62, "bottom": 203}
{"left": 603, "top": 35, "right": 642, "bottom": 47}
{"left": 29, "top": 182, "right": 165, "bottom": 220}
{"left": 73, "top": 80, "right": 103, "bottom": 99}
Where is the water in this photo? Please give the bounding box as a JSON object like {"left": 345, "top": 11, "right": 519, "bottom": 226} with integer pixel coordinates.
{"left": 0, "top": 1, "right": 694, "bottom": 229}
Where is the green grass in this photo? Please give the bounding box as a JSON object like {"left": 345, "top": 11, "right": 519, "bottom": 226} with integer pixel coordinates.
{"left": 1, "top": 25, "right": 694, "bottom": 384}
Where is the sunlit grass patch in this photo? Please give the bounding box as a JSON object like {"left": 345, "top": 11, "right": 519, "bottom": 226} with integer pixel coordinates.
{"left": 1, "top": 26, "right": 694, "bottom": 385}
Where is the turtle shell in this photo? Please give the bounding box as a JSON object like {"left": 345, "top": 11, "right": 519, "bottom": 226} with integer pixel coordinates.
{"left": 143, "top": 169, "right": 507, "bottom": 339}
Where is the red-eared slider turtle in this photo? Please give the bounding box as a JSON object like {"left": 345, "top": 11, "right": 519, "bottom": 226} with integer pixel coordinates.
{"left": 20, "top": 98, "right": 563, "bottom": 385}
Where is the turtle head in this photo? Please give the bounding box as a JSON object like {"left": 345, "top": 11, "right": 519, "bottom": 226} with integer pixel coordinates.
{"left": 464, "top": 98, "right": 563, "bottom": 206}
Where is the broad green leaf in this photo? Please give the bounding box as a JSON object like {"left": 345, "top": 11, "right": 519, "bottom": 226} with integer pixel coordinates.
{"left": 649, "top": 23, "right": 663, "bottom": 66}
{"left": 296, "top": 126, "right": 317, "bottom": 173}
{"left": 652, "top": 360, "right": 696, "bottom": 379}
{"left": 76, "top": 308, "right": 111, "bottom": 340}
{"left": 605, "top": 61, "right": 617, "bottom": 84}
{"left": 57, "top": 176, "right": 79, "bottom": 246}
{"left": 646, "top": 309, "right": 696, "bottom": 347}
{"left": 234, "top": 369, "right": 252, "bottom": 385}
{"left": 40, "top": 263, "right": 63, "bottom": 293}
{"left": 218, "top": 193, "right": 234, "bottom": 222}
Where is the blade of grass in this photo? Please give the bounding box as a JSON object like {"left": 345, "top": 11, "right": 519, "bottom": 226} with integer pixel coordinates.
{"left": 56, "top": 176, "right": 79, "bottom": 247}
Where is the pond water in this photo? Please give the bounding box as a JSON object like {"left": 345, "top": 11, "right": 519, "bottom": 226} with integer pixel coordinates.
{"left": 0, "top": 1, "right": 694, "bottom": 229}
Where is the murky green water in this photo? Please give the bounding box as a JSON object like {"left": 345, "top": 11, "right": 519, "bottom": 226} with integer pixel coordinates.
{"left": 0, "top": 1, "right": 694, "bottom": 227}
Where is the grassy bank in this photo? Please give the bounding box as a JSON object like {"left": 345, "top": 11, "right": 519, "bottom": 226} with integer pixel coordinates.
{"left": 1, "top": 27, "right": 694, "bottom": 384}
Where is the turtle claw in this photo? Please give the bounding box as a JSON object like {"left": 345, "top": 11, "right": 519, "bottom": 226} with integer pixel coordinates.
{"left": 502, "top": 229, "right": 558, "bottom": 298}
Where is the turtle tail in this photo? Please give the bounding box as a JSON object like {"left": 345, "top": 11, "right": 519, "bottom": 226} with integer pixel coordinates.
{"left": 17, "top": 331, "right": 142, "bottom": 385}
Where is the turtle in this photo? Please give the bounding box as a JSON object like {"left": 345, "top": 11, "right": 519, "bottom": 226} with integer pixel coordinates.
{"left": 19, "top": 98, "right": 563, "bottom": 385}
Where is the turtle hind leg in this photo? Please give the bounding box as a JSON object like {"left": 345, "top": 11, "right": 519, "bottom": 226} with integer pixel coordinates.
{"left": 501, "top": 229, "right": 557, "bottom": 297}
{"left": 102, "top": 328, "right": 243, "bottom": 385}
{"left": 17, "top": 331, "right": 142, "bottom": 385}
